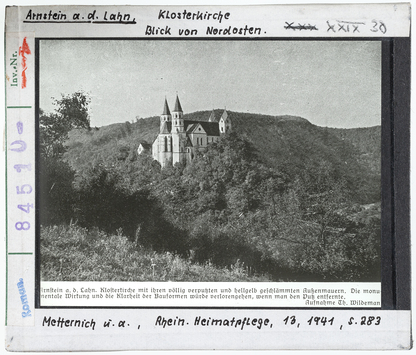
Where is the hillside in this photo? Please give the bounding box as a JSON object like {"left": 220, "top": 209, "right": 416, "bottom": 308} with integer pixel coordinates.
{"left": 41, "top": 107, "right": 381, "bottom": 282}
{"left": 229, "top": 112, "right": 380, "bottom": 203}
{"left": 328, "top": 126, "right": 381, "bottom": 175}
{"left": 64, "top": 110, "right": 380, "bottom": 204}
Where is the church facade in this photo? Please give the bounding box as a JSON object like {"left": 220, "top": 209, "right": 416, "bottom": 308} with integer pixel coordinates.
{"left": 152, "top": 95, "right": 231, "bottom": 168}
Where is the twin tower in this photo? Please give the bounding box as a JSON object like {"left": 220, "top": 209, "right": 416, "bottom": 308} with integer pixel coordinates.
{"left": 152, "top": 95, "right": 231, "bottom": 168}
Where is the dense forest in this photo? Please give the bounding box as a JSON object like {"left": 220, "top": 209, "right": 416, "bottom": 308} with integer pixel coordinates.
{"left": 40, "top": 92, "right": 381, "bottom": 282}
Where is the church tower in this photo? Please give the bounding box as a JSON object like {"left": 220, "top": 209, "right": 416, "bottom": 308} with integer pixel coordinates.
{"left": 160, "top": 97, "right": 171, "bottom": 130}
{"left": 151, "top": 94, "right": 232, "bottom": 168}
{"left": 171, "top": 94, "right": 186, "bottom": 165}
{"left": 153, "top": 97, "right": 173, "bottom": 167}
{"left": 172, "top": 94, "right": 184, "bottom": 132}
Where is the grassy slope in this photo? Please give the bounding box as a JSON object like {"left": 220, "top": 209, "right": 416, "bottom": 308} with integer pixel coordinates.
{"left": 41, "top": 225, "right": 271, "bottom": 282}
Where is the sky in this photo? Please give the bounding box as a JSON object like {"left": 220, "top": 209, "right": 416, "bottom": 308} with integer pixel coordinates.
{"left": 39, "top": 40, "right": 381, "bottom": 128}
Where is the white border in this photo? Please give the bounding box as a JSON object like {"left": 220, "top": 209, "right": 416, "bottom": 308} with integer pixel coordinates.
{"left": 1, "top": 1, "right": 413, "bottom": 353}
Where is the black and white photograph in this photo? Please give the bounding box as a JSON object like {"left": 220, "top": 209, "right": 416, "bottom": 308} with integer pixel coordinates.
{"left": 4, "top": 3, "right": 411, "bottom": 351}
{"left": 38, "top": 40, "right": 382, "bottom": 283}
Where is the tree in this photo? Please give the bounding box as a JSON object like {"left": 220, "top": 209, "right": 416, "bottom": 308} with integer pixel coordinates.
{"left": 39, "top": 155, "right": 76, "bottom": 225}
{"left": 39, "top": 91, "right": 91, "bottom": 226}
{"left": 40, "top": 91, "right": 91, "bottom": 157}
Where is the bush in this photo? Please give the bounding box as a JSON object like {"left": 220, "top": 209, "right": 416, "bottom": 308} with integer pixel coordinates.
{"left": 40, "top": 224, "right": 270, "bottom": 282}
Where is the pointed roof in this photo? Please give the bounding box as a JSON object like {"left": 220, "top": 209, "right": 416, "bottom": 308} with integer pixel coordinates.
{"left": 220, "top": 109, "right": 228, "bottom": 121}
{"left": 173, "top": 95, "right": 183, "bottom": 112}
{"left": 208, "top": 110, "right": 217, "bottom": 122}
{"left": 162, "top": 98, "right": 171, "bottom": 115}
{"left": 160, "top": 122, "right": 172, "bottom": 134}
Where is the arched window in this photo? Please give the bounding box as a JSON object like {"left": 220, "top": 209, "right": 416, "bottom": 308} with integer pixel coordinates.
{"left": 164, "top": 136, "right": 168, "bottom": 151}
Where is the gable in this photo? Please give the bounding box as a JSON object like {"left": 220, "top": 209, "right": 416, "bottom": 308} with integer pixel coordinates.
{"left": 185, "top": 122, "right": 198, "bottom": 134}
{"left": 188, "top": 123, "right": 207, "bottom": 135}
{"left": 220, "top": 110, "right": 228, "bottom": 121}
{"left": 185, "top": 120, "right": 218, "bottom": 135}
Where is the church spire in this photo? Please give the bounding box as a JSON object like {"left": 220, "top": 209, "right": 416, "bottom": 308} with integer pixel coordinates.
{"left": 173, "top": 94, "right": 183, "bottom": 113}
{"left": 160, "top": 97, "right": 171, "bottom": 133}
{"left": 172, "top": 94, "right": 184, "bottom": 132}
{"left": 162, "top": 97, "right": 170, "bottom": 115}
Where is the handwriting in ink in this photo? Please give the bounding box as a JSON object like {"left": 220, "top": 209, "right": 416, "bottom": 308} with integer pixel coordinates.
{"left": 284, "top": 22, "right": 318, "bottom": 31}
{"left": 43, "top": 316, "right": 96, "bottom": 330}
{"left": 326, "top": 20, "right": 386, "bottom": 34}
{"left": 24, "top": 9, "right": 136, "bottom": 24}
{"left": 18, "top": 37, "right": 31, "bottom": 89}
{"left": 327, "top": 20, "right": 365, "bottom": 33}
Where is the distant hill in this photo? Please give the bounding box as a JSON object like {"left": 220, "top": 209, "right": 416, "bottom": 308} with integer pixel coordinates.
{"left": 64, "top": 110, "right": 380, "bottom": 204}
{"left": 328, "top": 126, "right": 381, "bottom": 175}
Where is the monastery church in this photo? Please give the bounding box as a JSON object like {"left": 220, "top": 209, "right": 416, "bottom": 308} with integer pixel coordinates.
{"left": 150, "top": 95, "right": 231, "bottom": 167}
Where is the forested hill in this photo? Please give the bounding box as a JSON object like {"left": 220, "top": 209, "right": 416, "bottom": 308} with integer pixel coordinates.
{"left": 327, "top": 126, "right": 381, "bottom": 176}
{"left": 64, "top": 110, "right": 381, "bottom": 204}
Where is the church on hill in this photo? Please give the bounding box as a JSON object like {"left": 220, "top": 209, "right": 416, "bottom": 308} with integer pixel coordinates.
{"left": 151, "top": 95, "right": 231, "bottom": 167}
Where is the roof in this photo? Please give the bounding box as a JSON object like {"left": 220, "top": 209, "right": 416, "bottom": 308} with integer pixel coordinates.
{"left": 173, "top": 95, "right": 183, "bottom": 112}
{"left": 186, "top": 123, "right": 199, "bottom": 134}
{"left": 208, "top": 110, "right": 218, "bottom": 122}
{"left": 184, "top": 120, "right": 220, "bottom": 136}
{"left": 186, "top": 123, "right": 207, "bottom": 135}
{"left": 220, "top": 109, "right": 228, "bottom": 121}
{"left": 162, "top": 98, "right": 171, "bottom": 115}
{"left": 185, "top": 137, "right": 193, "bottom": 147}
{"left": 160, "top": 122, "right": 172, "bottom": 134}
{"left": 139, "top": 142, "right": 152, "bottom": 150}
